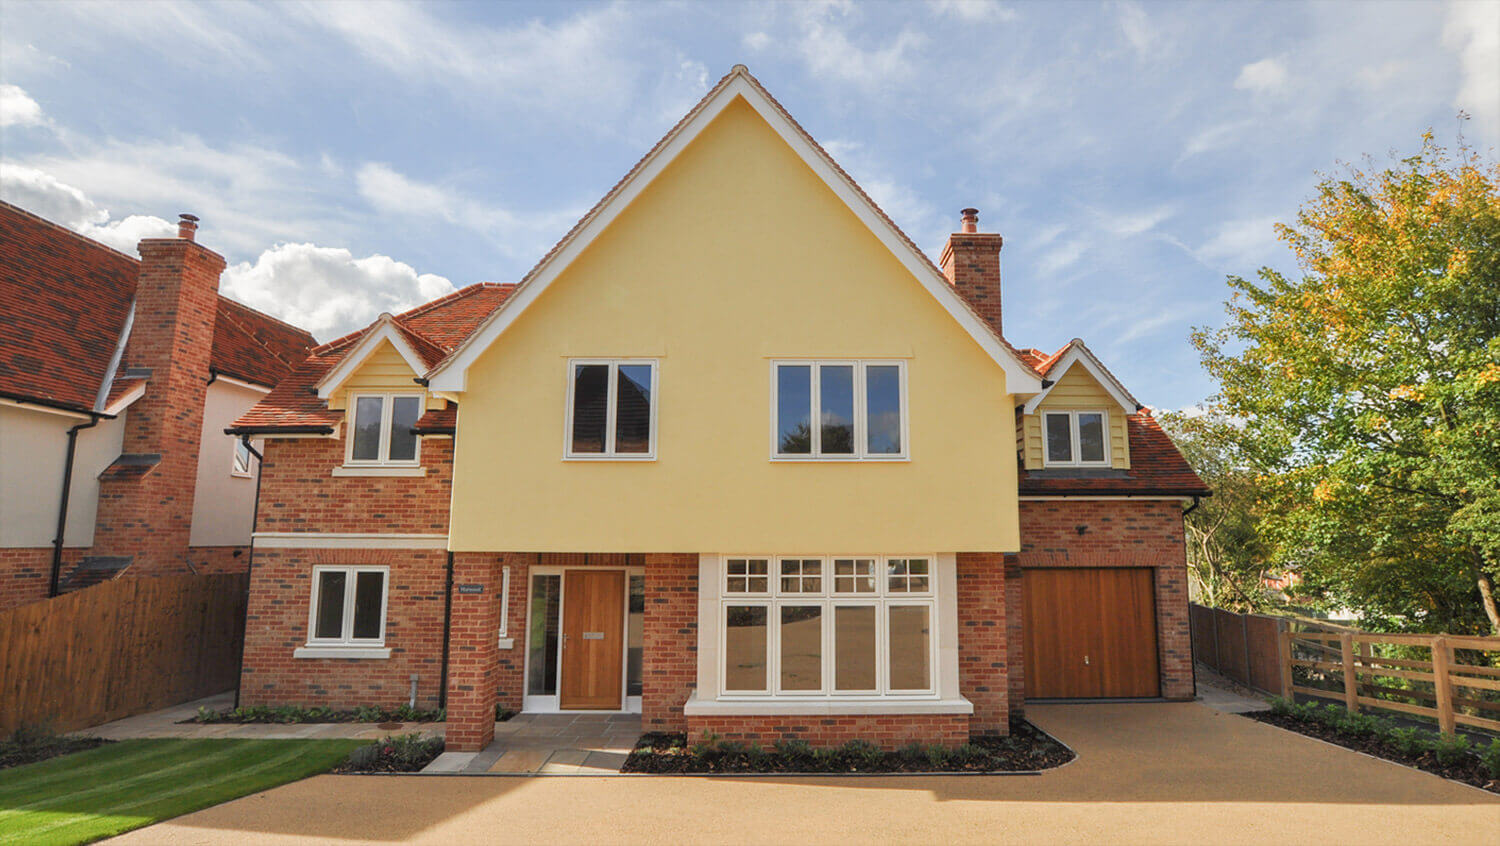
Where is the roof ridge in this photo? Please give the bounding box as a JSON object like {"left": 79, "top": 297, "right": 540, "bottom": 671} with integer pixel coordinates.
{"left": 218, "top": 294, "right": 316, "bottom": 341}
{"left": 0, "top": 199, "right": 143, "bottom": 265}
{"left": 398, "top": 282, "right": 515, "bottom": 322}
{"left": 390, "top": 316, "right": 448, "bottom": 356}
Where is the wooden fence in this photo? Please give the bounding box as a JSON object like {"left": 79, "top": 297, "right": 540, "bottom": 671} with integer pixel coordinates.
{"left": 1189, "top": 603, "right": 1285, "bottom": 694}
{"left": 0, "top": 573, "right": 248, "bottom": 735}
{"left": 1281, "top": 627, "right": 1500, "bottom": 735}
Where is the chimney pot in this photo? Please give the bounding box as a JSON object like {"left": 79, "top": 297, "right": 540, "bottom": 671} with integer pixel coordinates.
{"left": 960, "top": 207, "right": 979, "bottom": 234}
{"left": 177, "top": 213, "right": 199, "bottom": 241}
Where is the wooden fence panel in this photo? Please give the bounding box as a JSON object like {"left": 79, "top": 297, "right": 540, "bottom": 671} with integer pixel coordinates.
{"left": 1190, "top": 603, "right": 1286, "bottom": 694}
{"left": 0, "top": 573, "right": 247, "bottom": 735}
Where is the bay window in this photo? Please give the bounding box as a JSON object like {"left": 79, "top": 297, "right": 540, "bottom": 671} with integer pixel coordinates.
{"left": 1042, "top": 409, "right": 1108, "bottom": 467}
{"left": 772, "top": 361, "right": 907, "bottom": 460}
{"left": 719, "top": 555, "right": 936, "bottom": 697}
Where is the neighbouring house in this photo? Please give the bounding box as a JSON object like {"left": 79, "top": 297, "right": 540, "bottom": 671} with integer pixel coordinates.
{"left": 0, "top": 201, "right": 315, "bottom": 611}
{"left": 229, "top": 66, "right": 1209, "bottom": 752}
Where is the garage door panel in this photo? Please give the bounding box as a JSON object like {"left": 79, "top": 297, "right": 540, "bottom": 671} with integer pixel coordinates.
{"left": 1023, "top": 567, "right": 1159, "bottom": 699}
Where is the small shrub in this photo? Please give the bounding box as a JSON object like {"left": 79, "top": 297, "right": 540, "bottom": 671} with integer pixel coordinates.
{"left": 1480, "top": 738, "right": 1500, "bottom": 779}
{"left": 494, "top": 706, "right": 514, "bottom": 722}
{"left": 922, "top": 744, "right": 950, "bottom": 770}
{"left": 1387, "top": 727, "right": 1433, "bottom": 758}
{"left": 1268, "top": 696, "right": 1295, "bottom": 716}
{"left": 354, "top": 706, "right": 383, "bottom": 722}
{"left": 774, "top": 738, "right": 812, "bottom": 760}
{"left": 810, "top": 746, "right": 842, "bottom": 771}
{"left": 1335, "top": 711, "right": 1380, "bottom": 737}
{"left": 841, "top": 739, "right": 885, "bottom": 769}
{"left": 950, "top": 743, "right": 984, "bottom": 767}
{"left": 1433, "top": 734, "right": 1472, "bottom": 767}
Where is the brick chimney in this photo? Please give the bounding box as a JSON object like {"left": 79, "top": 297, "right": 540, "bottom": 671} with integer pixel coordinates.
{"left": 939, "top": 208, "right": 1004, "bottom": 335}
{"left": 90, "top": 214, "right": 225, "bottom": 575}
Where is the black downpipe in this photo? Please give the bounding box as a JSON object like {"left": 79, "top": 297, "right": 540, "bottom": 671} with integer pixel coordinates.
{"left": 50, "top": 414, "right": 102, "bottom": 597}
{"left": 1183, "top": 495, "right": 1203, "bottom": 517}
{"left": 439, "top": 551, "right": 455, "bottom": 710}
{"left": 232, "top": 435, "right": 264, "bottom": 711}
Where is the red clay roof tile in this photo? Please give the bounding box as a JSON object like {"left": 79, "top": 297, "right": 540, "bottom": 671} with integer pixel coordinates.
{"left": 1018, "top": 412, "right": 1210, "bottom": 497}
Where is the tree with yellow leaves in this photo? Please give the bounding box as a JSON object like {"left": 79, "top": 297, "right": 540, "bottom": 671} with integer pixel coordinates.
{"left": 1195, "top": 130, "right": 1500, "bottom": 635}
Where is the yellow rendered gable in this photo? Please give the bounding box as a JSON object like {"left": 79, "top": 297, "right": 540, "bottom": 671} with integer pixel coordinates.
{"left": 448, "top": 96, "right": 1020, "bottom": 553}
{"left": 1019, "top": 364, "right": 1130, "bottom": 470}
{"left": 325, "top": 340, "right": 439, "bottom": 412}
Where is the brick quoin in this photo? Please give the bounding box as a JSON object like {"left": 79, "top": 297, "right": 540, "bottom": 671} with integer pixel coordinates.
{"left": 643, "top": 553, "right": 697, "bottom": 731}
{"left": 444, "top": 552, "right": 500, "bottom": 752}
{"left": 1012, "top": 499, "right": 1194, "bottom": 703}
{"left": 90, "top": 235, "right": 226, "bottom": 577}
{"left": 688, "top": 713, "right": 970, "bottom": 750}
{"left": 0, "top": 549, "right": 51, "bottom": 611}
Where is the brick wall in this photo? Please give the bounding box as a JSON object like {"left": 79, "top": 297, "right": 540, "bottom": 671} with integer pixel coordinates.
{"left": 445, "top": 551, "right": 501, "bottom": 752}
{"left": 238, "top": 547, "right": 447, "bottom": 709}
{"left": 188, "top": 546, "right": 250, "bottom": 575}
{"left": 1014, "top": 499, "right": 1193, "bottom": 702}
{"left": 956, "top": 552, "right": 1011, "bottom": 735}
{"left": 91, "top": 237, "right": 225, "bottom": 575}
{"left": 643, "top": 553, "right": 697, "bottom": 731}
{"left": 254, "top": 437, "right": 453, "bottom": 533}
{"left": 687, "top": 713, "right": 969, "bottom": 750}
{"left": 0, "top": 548, "right": 50, "bottom": 611}
{"left": 939, "top": 227, "right": 1004, "bottom": 333}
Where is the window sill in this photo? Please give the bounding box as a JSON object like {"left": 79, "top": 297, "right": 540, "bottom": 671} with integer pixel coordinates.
{"left": 684, "top": 694, "right": 972, "bottom": 717}
{"left": 293, "top": 646, "right": 392, "bottom": 660}
{"left": 498, "top": 637, "right": 514, "bottom": 650}
{"left": 562, "top": 455, "right": 657, "bottom": 462}
{"left": 770, "top": 456, "right": 910, "bottom": 463}
{"left": 331, "top": 465, "right": 426, "bottom": 477}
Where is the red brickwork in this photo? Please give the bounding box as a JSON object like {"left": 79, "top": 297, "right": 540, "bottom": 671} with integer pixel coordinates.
{"left": 254, "top": 437, "right": 453, "bottom": 533}
{"left": 444, "top": 552, "right": 501, "bottom": 751}
{"left": 939, "top": 227, "right": 1004, "bottom": 334}
{"left": 956, "top": 552, "right": 1011, "bottom": 735}
{"left": 643, "top": 553, "right": 697, "bottom": 731}
{"left": 1014, "top": 499, "right": 1194, "bottom": 701}
{"left": 91, "top": 238, "right": 225, "bottom": 576}
{"left": 188, "top": 546, "right": 250, "bottom": 575}
{"left": 0, "top": 548, "right": 50, "bottom": 611}
{"left": 687, "top": 713, "right": 970, "bottom": 750}
{"left": 238, "top": 547, "right": 447, "bottom": 709}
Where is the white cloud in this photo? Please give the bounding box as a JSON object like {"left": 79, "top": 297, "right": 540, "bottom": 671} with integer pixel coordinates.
{"left": 0, "top": 84, "right": 45, "bottom": 128}
{"left": 1037, "top": 239, "right": 1089, "bottom": 275}
{"left": 792, "top": 4, "right": 927, "bottom": 88}
{"left": 1195, "top": 215, "right": 1281, "bottom": 266}
{"left": 928, "top": 0, "right": 1018, "bottom": 22}
{"left": 1116, "top": 1, "right": 1157, "bottom": 56}
{"left": 1179, "top": 119, "right": 1254, "bottom": 160}
{"left": 743, "top": 31, "right": 771, "bottom": 51}
{"left": 1096, "top": 205, "right": 1175, "bottom": 237}
{"left": 222, "top": 243, "right": 455, "bottom": 339}
{"left": 1443, "top": 0, "right": 1500, "bottom": 140}
{"left": 1235, "top": 57, "right": 1289, "bottom": 94}
{"left": 0, "top": 163, "right": 175, "bottom": 253}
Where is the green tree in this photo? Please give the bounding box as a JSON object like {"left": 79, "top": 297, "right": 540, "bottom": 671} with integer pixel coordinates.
{"left": 1193, "top": 131, "right": 1500, "bottom": 635}
{"left": 1157, "top": 410, "right": 1273, "bottom": 612}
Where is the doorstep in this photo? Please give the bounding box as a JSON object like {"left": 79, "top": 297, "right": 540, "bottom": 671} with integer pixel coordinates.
{"left": 434, "top": 712, "right": 642, "bottom": 775}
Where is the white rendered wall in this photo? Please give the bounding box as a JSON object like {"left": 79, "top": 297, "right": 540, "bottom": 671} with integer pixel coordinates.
{"left": 188, "top": 380, "right": 266, "bottom": 547}
{"left": 0, "top": 403, "right": 126, "bottom": 547}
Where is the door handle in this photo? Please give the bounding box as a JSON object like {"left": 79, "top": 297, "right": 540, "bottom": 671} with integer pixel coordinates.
{"left": 560, "top": 633, "right": 569, "bottom": 650}
{"left": 1083, "top": 655, "right": 1090, "bottom": 665}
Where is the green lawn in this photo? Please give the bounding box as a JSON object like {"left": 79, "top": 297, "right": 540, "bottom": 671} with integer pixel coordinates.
{"left": 0, "top": 738, "right": 366, "bottom": 845}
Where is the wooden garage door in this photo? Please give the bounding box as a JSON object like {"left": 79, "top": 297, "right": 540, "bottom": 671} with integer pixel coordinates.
{"left": 1023, "top": 568, "right": 1160, "bottom": 699}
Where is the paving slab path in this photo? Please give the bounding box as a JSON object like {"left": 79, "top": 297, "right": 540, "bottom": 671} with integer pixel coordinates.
{"left": 113, "top": 702, "right": 1499, "bottom": 845}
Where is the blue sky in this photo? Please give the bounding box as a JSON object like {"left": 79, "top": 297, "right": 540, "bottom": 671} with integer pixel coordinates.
{"left": 2, "top": 0, "right": 1495, "bottom": 410}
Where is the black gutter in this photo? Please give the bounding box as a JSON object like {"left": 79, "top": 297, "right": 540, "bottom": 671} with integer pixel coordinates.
{"left": 438, "top": 551, "right": 455, "bottom": 710}
{"left": 1183, "top": 495, "right": 1203, "bottom": 517}
{"left": 50, "top": 413, "right": 103, "bottom": 597}
{"left": 1018, "top": 489, "right": 1214, "bottom": 498}
{"left": 232, "top": 435, "right": 265, "bottom": 711}
{"left": 1, "top": 389, "right": 95, "bottom": 416}
{"left": 224, "top": 425, "right": 335, "bottom": 436}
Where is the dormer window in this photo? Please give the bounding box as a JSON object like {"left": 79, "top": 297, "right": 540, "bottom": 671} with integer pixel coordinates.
{"left": 1043, "top": 410, "right": 1108, "bottom": 467}
{"left": 348, "top": 393, "right": 423, "bottom": 465}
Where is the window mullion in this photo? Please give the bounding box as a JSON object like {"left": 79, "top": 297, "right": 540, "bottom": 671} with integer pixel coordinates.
{"left": 605, "top": 363, "right": 618, "bottom": 456}
{"left": 854, "top": 363, "right": 866, "bottom": 459}
{"left": 341, "top": 570, "right": 356, "bottom": 643}
{"left": 811, "top": 364, "right": 822, "bottom": 457}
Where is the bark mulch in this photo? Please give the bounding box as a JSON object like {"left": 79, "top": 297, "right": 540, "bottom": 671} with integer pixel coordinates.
{"left": 1246, "top": 710, "right": 1498, "bottom": 794}
{"left": 622, "top": 719, "right": 1073, "bottom": 774}
{"left": 0, "top": 732, "right": 111, "bottom": 771}
{"left": 331, "top": 734, "right": 444, "bottom": 774}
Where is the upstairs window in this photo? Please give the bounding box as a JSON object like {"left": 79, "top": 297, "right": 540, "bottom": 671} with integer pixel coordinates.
{"left": 567, "top": 360, "right": 657, "bottom": 459}
{"left": 307, "top": 566, "right": 388, "bottom": 646}
{"left": 1043, "top": 410, "right": 1108, "bottom": 467}
{"left": 347, "top": 394, "right": 422, "bottom": 465}
{"left": 772, "top": 361, "right": 907, "bottom": 459}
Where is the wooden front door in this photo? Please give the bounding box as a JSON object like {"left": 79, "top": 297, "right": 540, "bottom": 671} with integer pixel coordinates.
{"left": 1023, "top": 567, "right": 1160, "bottom": 699}
{"left": 559, "top": 570, "right": 625, "bottom": 710}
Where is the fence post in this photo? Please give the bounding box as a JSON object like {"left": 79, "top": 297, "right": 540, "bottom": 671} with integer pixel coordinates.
{"left": 1279, "top": 623, "right": 1295, "bottom": 700}
{"left": 1339, "top": 633, "right": 1359, "bottom": 713}
{"left": 1431, "top": 636, "right": 1455, "bottom": 736}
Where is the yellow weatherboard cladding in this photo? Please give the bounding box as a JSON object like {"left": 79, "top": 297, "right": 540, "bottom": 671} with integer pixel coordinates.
{"left": 326, "top": 340, "right": 441, "bottom": 413}
{"left": 1019, "top": 364, "right": 1130, "bottom": 470}
{"left": 448, "top": 96, "right": 1019, "bottom": 552}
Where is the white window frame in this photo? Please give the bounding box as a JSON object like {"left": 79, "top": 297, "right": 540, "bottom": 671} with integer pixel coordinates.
{"left": 230, "top": 437, "right": 254, "bottom": 478}
{"left": 770, "top": 360, "right": 908, "bottom": 461}
{"left": 1041, "top": 408, "right": 1110, "bottom": 468}
{"left": 497, "top": 565, "right": 512, "bottom": 648}
{"left": 344, "top": 392, "right": 424, "bottom": 467}
{"left": 563, "top": 358, "right": 659, "bottom": 461}
{"left": 718, "top": 554, "right": 938, "bottom": 699}
{"left": 304, "top": 565, "right": 390, "bottom": 647}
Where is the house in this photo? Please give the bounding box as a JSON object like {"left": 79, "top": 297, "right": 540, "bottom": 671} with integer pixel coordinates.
{"left": 229, "top": 66, "right": 1209, "bottom": 752}
{"left": 0, "top": 201, "right": 315, "bottom": 611}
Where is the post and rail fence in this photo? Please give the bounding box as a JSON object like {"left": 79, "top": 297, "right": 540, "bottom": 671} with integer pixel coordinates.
{"left": 1191, "top": 602, "right": 1500, "bottom": 736}
{"left": 0, "top": 572, "right": 248, "bottom": 735}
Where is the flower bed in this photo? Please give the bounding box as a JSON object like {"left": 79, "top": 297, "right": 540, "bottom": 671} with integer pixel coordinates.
{"left": 189, "top": 704, "right": 445, "bottom": 725}
{"left": 333, "top": 733, "right": 445, "bottom": 774}
{"left": 1247, "top": 698, "right": 1500, "bottom": 793}
{"left": 622, "top": 719, "right": 1072, "bottom": 774}
{"left": 1, "top": 726, "right": 111, "bottom": 770}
